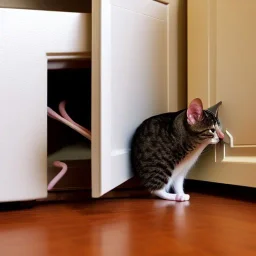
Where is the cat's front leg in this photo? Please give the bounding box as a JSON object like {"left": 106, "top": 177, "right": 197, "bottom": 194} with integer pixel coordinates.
{"left": 173, "top": 175, "right": 190, "bottom": 202}
{"left": 152, "top": 189, "right": 177, "bottom": 201}
{"left": 151, "top": 178, "right": 177, "bottom": 201}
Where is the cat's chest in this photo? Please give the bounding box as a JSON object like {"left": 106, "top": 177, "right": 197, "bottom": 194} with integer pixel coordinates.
{"left": 173, "top": 143, "right": 207, "bottom": 176}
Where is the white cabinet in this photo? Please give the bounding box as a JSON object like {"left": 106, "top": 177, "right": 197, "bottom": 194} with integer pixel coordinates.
{"left": 188, "top": 0, "right": 256, "bottom": 187}
{"left": 0, "top": 0, "right": 171, "bottom": 202}
{"left": 0, "top": 10, "right": 92, "bottom": 202}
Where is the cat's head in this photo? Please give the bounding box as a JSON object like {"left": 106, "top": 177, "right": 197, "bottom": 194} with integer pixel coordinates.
{"left": 186, "top": 98, "right": 224, "bottom": 144}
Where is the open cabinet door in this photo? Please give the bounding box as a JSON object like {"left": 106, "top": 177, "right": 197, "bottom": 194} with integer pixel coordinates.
{"left": 92, "top": 0, "right": 169, "bottom": 197}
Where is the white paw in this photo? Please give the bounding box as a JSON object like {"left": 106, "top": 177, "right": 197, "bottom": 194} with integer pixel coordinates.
{"left": 175, "top": 194, "right": 190, "bottom": 202}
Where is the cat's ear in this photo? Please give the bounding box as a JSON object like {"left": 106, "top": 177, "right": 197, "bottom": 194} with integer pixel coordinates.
{"left": 187, "top": 98, "right": 203, "bottom": 125}
{"left": 207, "top": 101, "right": 222, "bottom": 117}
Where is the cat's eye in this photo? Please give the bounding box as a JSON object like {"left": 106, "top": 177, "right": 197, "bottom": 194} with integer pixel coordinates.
{"left": 210, "top": 128, "right": 215, "bottom": 133}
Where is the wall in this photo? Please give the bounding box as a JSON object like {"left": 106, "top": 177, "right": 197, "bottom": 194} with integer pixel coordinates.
{"left": 168, "top": 0, "right": 187, "bottom": 111}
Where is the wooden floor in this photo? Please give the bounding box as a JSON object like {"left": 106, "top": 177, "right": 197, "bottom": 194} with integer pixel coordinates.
{"left": 0, "top": 193, "right": 255, "bottom": 256}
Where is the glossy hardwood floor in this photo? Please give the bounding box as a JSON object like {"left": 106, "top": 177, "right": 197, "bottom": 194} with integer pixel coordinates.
{"left": 0, "top": 193, "right": 255, "bottom": 256}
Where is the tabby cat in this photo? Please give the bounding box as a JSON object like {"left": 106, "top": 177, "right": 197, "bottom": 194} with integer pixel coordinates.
{"left": 130, "top": 98, "right": 224, "bottom": 201}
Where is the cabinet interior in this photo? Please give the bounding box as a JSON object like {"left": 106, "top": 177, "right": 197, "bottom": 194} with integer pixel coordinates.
{"left": 47, "top": 57, "right": 92, "bottom": 190}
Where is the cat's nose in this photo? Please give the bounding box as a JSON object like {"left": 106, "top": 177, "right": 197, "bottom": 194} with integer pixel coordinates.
{"left": 216, "top": 126, "right": 225, "bottom": 139}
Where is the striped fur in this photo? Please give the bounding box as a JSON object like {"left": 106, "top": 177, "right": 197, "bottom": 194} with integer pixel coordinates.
{"left": 130, "top": 103, "right": 222, "bottom": 201}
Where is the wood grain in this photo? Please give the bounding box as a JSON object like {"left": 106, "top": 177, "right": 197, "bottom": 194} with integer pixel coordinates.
{"left": 0, "top": 194, "right": 255, "bottom": 256}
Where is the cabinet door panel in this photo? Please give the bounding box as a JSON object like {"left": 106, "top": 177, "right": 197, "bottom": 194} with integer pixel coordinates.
{"left": 92, "top": 0, "right": 169, "bottom": 197}
{"left": 188, "top": 0, "right": 256, "bottom": 187}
